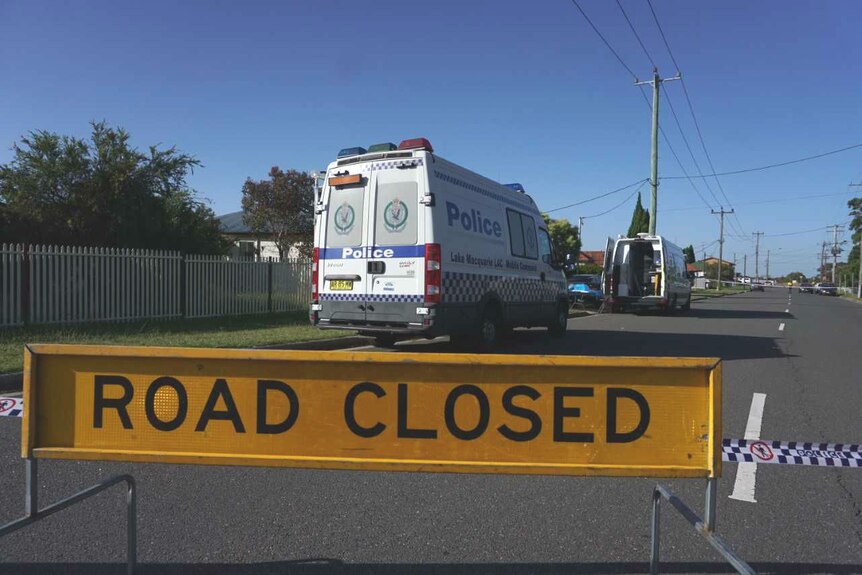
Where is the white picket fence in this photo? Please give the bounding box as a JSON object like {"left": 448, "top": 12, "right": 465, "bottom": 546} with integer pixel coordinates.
{"left": 1, "top": 244, "right": 24, "bottom": 327}
{"left": 0, "top": 244, "right": 311, "bottom": 327}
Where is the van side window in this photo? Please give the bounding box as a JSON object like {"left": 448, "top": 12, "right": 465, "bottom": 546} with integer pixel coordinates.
{"left": 326, "top": 186, "right": 364, "bottom": 248}
{"left": 506, "top": 209, "right": 538, "bottom": 260}
{"left": 507, "top": 209, "right": 526, "bottom": 257}
{"left": 375, "top": 181, "right": 418, "bottom": 246}
{"left": 538, "top": 228, "right": 552, "bottom": 265}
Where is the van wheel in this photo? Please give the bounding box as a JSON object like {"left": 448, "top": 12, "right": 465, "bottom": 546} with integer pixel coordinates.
{"left": 477, "top": 308, "right": 500, "bottom": 352}
{"left": 681, "top": 296, "right": 691, "bottom": 312}
{"left": 374, "top": 334, "right": 397, "bottom": 348}
{"left": 548, "top": 303, "right": 568, "bottom": 337}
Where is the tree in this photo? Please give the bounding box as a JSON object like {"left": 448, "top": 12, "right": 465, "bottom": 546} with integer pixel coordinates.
{"left": 848, "top": 197, "right": 862, "bottom": 286}
{"left": 704, "top": 261, "right": 734, "bottom": 281}
{"left": 540, "top": 215, "right": 581, "bottom": 265}
{"left": 241, "top": 167, "right": 314, "bottom": 259}
{"left": 785, "top": 271, "right": 807, "bottom": 284}
{"left": 627, "top": 192, "right": 650, "bottom": 237}
{"left": 0, "top": 122, "right": 227, "bottom": 253}
{"left": 683, "top": 244, "right": 696, "bottom": 264}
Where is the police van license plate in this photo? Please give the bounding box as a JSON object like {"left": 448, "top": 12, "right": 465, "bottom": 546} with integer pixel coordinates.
{"left": 329, "top": 280, "right": 354, "bottom": 290}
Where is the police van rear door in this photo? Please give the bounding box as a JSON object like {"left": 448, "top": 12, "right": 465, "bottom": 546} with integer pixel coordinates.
{"left": 365, "top": 159, "right": 424, "bottom": 322}
{"left": 320, "top": 172, "right": 370, "bottom": 322}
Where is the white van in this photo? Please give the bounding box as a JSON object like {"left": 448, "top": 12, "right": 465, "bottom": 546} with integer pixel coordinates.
{"left": 602, "top": 233, "right": 692, "bottom": 313}
{"left": 309, "top": 137, "right": 569, "bottom": 349}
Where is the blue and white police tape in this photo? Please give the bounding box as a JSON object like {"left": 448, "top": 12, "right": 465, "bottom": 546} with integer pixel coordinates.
{"left": 0, "top": 397, "right": 23, "bottom": 418}
{"left": 723, "top": 438, "right": 861, "bottom": 467}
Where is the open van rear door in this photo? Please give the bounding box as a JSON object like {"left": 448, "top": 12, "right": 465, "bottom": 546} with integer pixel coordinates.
{"left": 601, "top": 237, "right": 615, "bottom": 296}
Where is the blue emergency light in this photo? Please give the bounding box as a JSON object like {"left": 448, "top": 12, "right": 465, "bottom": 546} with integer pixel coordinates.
{"left": 337, "top": 146, "right": 367, "bottom": 158}
{"left": 504, "top": 183, "right": 525, "bottom": 193}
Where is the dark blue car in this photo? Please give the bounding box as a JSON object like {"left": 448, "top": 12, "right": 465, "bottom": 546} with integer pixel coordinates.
{"left": 568, "top": 274, "right": 603, "bottom": 306}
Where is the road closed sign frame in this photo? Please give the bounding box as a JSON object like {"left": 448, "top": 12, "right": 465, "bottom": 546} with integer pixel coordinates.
{"left": 21, "top": 344, "right": 721, "bottom": 479}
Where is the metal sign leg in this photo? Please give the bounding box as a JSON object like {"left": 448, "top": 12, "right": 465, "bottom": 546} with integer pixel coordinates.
{"left": 0, "top": 459, "right": 137, "bottom": 574}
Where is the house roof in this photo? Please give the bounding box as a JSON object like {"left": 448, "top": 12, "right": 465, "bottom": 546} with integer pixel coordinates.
{"left": 217, "top": 211, "right": 253, "bottom": 234}
{"left": 578, "top": 251, "right": 605, "bottom": 266}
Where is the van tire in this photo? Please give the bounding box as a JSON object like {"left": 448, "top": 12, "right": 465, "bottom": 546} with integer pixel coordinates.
{"left": 548, "top": 303, "right": 568, "bottom": 337}
{"left": 681, "top": 296, "right": 691, "bottom": 312}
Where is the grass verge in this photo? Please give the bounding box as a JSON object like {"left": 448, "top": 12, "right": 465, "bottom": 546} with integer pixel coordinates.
{"left": 0, "top": 312, "right": 352, "bottom": 374}
{"left": 691, "top": 287, "right": 749, "bottom": 299}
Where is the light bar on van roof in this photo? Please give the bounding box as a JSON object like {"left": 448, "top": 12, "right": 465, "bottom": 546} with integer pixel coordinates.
{"left": 368, "top": 142, "right": 397, "bottom": 153}
{"left": 397, "top": 138, "right": 434, "bottom": 152}
{"left": 337, "top": 146, "right": 367, "bottom": 158}
{"left": 504, "top": 183, "right": 525, "bottom": 193}
{"left": 329, "top": 174, "right": 362, "bottom": 187}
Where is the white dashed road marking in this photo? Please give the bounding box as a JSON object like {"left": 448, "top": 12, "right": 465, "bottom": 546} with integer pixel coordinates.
{"left": 785, "top": 309, "right": 789, "bottom": 313}
{"left": 729, "top": 393, "right": 767, "bottom": 503}
{"left": 778, "top": 323, "right": 785, "bottom": 331}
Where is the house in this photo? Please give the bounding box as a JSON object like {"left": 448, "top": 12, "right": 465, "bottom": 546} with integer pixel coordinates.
{"left": 577, "top": 251, "right": 605, "bottom": 267}
{"left": 691, "top": 257, "right": 735, "bottom": 278}
{"left": 217, "top": 211, "right": 304, "bottom": 260}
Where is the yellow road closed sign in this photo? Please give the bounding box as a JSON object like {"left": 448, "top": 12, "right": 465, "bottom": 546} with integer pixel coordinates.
{"left": 22, "top": 345, "right": 721, "bottom": 478}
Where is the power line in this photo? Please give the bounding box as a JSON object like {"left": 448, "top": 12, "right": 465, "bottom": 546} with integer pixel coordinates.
{"left": 662, "top": 190, "right": 858, "bottom": 212}
{"left": 645, "top": 0, "right": 745, "bottom": 235}
{"left": 646, "top": 0, "right": 681, "bottom": 71}
{"left": 765, "top": 226, "right": 831, "bottom": 238}
{"left": 545, "top": 178, "right": 648, "bottom": 214}
{"left": 615, "top": 0, "right": 657, "bottom": 68}
{"left": 663, "top": 143, "right": 862, "bottom": 180}
{"left": 584, "top": 180, "right": 648, "bottom": 219}
{"left": 568, "top": 0, "right": 639, "bottom": 81}
{"left": 661, "top": 84, "right": 724, "bottom": 208}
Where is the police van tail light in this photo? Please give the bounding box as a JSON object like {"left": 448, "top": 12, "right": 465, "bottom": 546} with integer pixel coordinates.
{"left": 425, "top": 243, "right": 441, "bottom": 304}
{"left": 311, "top": 247, "right": 320, "bottom": 301}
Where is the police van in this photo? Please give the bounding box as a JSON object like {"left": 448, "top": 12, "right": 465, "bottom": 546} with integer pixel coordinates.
{"left": 309, "top": 137, "right": 569, "bottom": 350}
{"left": 602, "top": 233, "right": 692, "bottom": 313}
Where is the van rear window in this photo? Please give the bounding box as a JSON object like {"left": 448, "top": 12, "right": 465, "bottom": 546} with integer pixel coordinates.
{"left": 506, "top": 209, "right": 538, "bottom": 259}
{"left": 375, "top": 182, "right": 418, "bottom": 246}
{"left": 325, "top": 186, "right": 364, "bottom": 248}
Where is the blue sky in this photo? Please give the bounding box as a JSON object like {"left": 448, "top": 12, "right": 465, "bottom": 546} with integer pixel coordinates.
{"left": 2, "top": 0, "right": 861, "bottom": 277}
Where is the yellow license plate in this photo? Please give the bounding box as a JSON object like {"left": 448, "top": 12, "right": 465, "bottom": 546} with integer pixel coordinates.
{"left": 329, "top": 280, "right": 354, "bottom": 291}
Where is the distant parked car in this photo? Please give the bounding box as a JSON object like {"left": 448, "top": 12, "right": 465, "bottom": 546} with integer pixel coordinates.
{"left": 568, "top": 274, "right": 604, "bottom": 307}
{"left": 798, "top": 283, "right": 815, "bottom": 294}
{"left": 815, "top": 282, "right": 838, "bottom": 296}
{"left": 751, "top": 283, "right": 765, "bottom": 292}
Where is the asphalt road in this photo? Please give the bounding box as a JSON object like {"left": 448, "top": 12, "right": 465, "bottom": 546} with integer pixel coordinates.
{"left": 0, "top": 289, "right": 860, "bottom": 574}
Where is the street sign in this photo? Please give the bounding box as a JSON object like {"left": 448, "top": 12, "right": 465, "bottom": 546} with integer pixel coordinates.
{"left": 22, "top": 345, "right": 721, "bottom": 478}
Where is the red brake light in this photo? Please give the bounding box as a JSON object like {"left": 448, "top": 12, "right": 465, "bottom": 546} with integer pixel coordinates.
{"left": 398, "top": 137, "right": 434, "bottom": 152}
{"left": 311, "top": 247, "right": 320, "bottom": 301}
{"left": 424, "top": 243, "right": 441, "bottom": 304}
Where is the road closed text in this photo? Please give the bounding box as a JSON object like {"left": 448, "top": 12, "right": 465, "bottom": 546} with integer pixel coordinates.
{"left": 92, "top": 375, "right": 651, "bottom": 444}
{"left": 24, "top": 346, "right": 719, "bottom": 477}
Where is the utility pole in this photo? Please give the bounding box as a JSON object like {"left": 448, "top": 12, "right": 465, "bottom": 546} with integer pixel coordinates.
{"left": 712, "top": 208, "right": 734, "bottom": 291}
{"left": 820, "top": 242, "right": 829, "bottom": 281}
{"left": 766, "top": 249, "right": 770, "bottom": 281}
{"left": 851, "top": 183, "right": 862, "bottom": 297}
{"left": 827, "top": 224, "right": 844, "bottom": 284}
{"left": 753, "top": 232, "right": 764, "bottom": 283}
{"left": 743, "top": 254, "right": 747, "bottom": 278}
{"left": 577, "top": 216, "right": 585, "bottom": 273}
{"left": 634, "top": 68, "right": 680, "bottom": 236}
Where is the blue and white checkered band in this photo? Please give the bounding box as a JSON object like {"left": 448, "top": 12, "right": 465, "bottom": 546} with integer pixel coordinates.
{"left": 320, "top": 293, "right": 424, "bottom": 303}
{"left": 722, "top": 438, "right": 862, "bottom": 467}
{"left": 442, "top": 271, "right": 566, "bottom": 304}
{"left": 360, "top": 159, "right": 424, "bottom": 172}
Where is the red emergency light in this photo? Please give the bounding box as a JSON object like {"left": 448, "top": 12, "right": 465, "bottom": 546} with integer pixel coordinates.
{"left": 397, "top": 138, "right": 434, "bottom": 152}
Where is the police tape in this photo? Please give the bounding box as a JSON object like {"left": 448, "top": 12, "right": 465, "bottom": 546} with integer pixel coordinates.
{"left": 723, "top": 438, "right": 861, "bottom": 467}
{"left": 0, "top": 397, "right": 23, "bottom": 418}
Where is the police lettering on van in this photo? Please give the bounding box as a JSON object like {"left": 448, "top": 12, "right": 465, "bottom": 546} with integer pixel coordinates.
{"left": 310, "top": 137, "right": 569, "bottom": 350}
